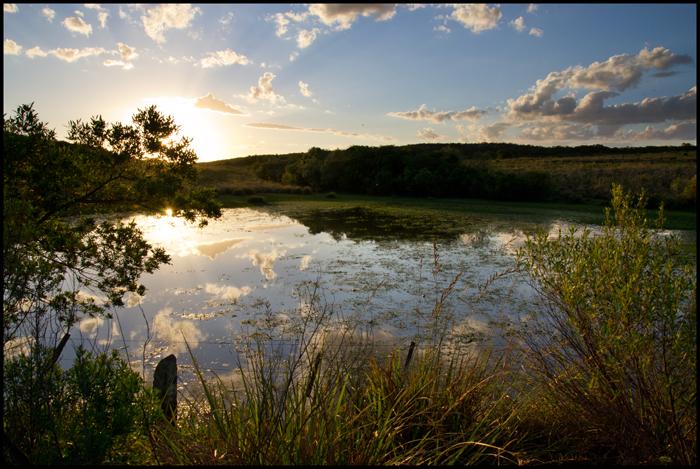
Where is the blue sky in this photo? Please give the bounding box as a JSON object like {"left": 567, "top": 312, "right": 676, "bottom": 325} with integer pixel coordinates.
{"left": 3, "top": 3, "right": 697, "bottom": 162}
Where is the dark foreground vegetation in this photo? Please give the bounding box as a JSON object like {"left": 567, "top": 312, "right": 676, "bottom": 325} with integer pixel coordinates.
{"left": 3, "top": 104, "right": 696, "bottom": 465}
{"left": 198, "top": 142, "right": 696, "bottom": 210}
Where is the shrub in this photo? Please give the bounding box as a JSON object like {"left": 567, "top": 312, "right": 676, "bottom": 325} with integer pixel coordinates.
{"left": 3, "top": 345, "right": 154, "bottom": 464}
{"left": 516, "top": 184, "right": 696, "bottom": 465}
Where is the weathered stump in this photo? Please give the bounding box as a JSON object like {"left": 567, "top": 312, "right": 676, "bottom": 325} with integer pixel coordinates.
{"left": 153, "top": 354, "right": 177, "bottom": 424}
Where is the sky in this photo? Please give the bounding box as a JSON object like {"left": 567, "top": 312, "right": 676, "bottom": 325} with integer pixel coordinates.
{"left": 3, "top": 3, "right": 697, "bottom": 162}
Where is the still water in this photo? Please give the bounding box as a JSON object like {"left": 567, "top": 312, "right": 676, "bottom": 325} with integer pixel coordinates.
{"left": 57, "top": 205, "right": 692, "bottom": 389}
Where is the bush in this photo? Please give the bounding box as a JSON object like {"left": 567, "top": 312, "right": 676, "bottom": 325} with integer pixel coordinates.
{"left": 246, "top": 195, "right": 267, "bottom": 205}
{"left": 3, "top": 345, "right": 154, "bottom": 464}
{"left": 516, "top": 184, "right": 696, "bottom": 465}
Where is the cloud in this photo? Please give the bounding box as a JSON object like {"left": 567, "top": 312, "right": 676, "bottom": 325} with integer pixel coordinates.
{"left": 298, "top": 81, "right": 312, "bottom": 98}
{"left": 289, "top": 51, "right": 300, "bottom": 62}
{"left": 269, "top": 10, "right": 309, "bottom": 37}
{"left": 458, "top": 122, "right": 511, "bottom": 142}
{"left": 449, "top": 4, "right": 502, "bottom": 33}
{"left": 434, "top": 24, "right": 451, "bottom": 34}
{"left": 529, "top": 27, "right": 543, "bottom": 37}
{"left": 246, "top": 122, "right": 395, "bottom": 141}
{"left": 417, "top": 127, "right": 446, "bottom": 141}
{"left": 388, "top": 104, "right": 487, "bottom": 123}
{"left": 618, "top": 121, "right": 696, "bottom": 141}
{"left": 42, "top": 7, "right": 55, "bottom": 22}
{"left": 50, "top": 47, "right": 107, "bottom": 62}
{"left": 510, "top": 16, "right": 526, "bottom": 32}
{"left": 247, "top": 72, "right": 285, "bottom": 104}
{"left": 103, "top": 59, "right": 133, "bottom": 70}
{"left": 200, "top": 48, "right": 250, "bottom": 68}
{"left": 4, "top": 4, "right": 17, "bottom": 13}
{"left": 116, "top": 42, "right": 138, "bottom": 61}
{"left": 308, "top": 4, "right": 397, "bottom": 30}
{"left": 567, "top": 86, "right": 696, "bottom": 127}
{"left": 507, "top": 46, "right": 693, "bottom": 120}
{"left": 297, "top": 28, "right": 319, "bottom": 48}
{"left": 85, "top": 4, "right": 109, "bottom": 28}
{"left": 141, "top": 4, "right": 201, "bottom": 44}
{"left": 527, "top": 4, "right": 538, "bottom": 13}
{"left": 194, "top": 93, "right": 245, "bottom": 115}
{"left": 4, "top": 39, "right": 22, "bottom": 55}
{"left": 220, "top": 11, "right": 234, "bottom": 24}
{"left": 25, "top": 46, "right": 48, "bottom": 58}
{"left": 63, "top": 15, "right": 93, "bottom": 36}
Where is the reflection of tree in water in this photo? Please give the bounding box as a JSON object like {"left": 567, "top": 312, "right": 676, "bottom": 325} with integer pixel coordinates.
{"left": 289, "top": 207, "right": 466, "bottom": 242}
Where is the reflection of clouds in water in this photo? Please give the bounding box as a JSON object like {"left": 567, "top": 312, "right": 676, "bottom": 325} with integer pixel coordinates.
{"left": 204, "top": 282, "right": 252, "bottom": 301}
{"left": 299, "top": 255, "right": 312, "bottom": 271}
{"left": 195, "top": 238, "right": 247, "bottom": 259}
{"left": 242, "top": 249, "right": 286, "bottom": 280}
{"left": 153, "top": 307, "right": 206, "bottom": 355}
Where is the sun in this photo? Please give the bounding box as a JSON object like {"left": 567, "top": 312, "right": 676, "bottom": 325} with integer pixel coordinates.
{"left": 123, "top": 96, "right": 236, "bottom": 162}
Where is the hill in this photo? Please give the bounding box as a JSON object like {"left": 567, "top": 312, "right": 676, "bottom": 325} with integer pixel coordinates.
{"left": 197, "top": 143, "right": 696, "bottom": 208}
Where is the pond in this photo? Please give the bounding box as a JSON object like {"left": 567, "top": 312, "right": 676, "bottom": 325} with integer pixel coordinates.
{"left": 57, "top": 204, "right": 695, "bottom": 390}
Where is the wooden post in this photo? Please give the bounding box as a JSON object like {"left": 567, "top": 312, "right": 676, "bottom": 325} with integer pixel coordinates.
{"left": 153, "top": 354, "right": 177, "bottom": 424}
{"left": 403, "top": 341, "right": 416, "bottom": 372}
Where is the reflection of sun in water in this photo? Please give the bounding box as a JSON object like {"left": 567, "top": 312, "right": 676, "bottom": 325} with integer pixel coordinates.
{"left": 165, "top": 208, "right": 173, "bottom": 217}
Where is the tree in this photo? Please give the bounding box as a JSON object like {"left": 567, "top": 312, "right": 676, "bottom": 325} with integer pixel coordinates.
{"left": 3, "top": 103, "right": 222, "bottom": 350}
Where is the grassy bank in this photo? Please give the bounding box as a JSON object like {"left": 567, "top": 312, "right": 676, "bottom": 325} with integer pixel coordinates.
{"left": 216, "top": 192, "right": 697, "bottom": 232}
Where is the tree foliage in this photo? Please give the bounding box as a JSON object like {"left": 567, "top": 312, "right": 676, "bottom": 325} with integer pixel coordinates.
{"left": 3, "top": 103, "right": 221, "bottom": 346}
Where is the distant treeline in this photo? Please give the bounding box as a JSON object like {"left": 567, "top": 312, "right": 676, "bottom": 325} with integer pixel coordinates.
{"left": 209, "top": 143, "right": 696, "bottom": 207}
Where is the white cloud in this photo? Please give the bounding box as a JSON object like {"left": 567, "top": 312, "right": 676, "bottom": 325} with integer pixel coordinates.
{"left": 458, "top": 122, "right": 511, "bottom": 142}
{"left": 103, "top": 59, "right": 133, "bottom": 70}
{"left": 42, "top": 7, "right": 55, "bottom": 22}
{"left": 246, "top": 122, "right": 395, "bottom": 142}
{"left": 388, "top": 104, "right": 487, "bottom": 123}
{"left": 449, "top": 4, "right": 502, "bottom": 33}
{"left": 50, "top": 47, "right": 107, "bottom": 62}
{"left": 116, "top": 42, "right": 138, "bottom": 61}
{"left": 297, "top": 28, "right": 319, "bottom": 48}
{"left": 200, "top": 48, "right": 250, "bottom": 68}
{"left": 4, "top": 38, "right": 22, "bottom": 55}
{"left": 289, "top": 51, "right": 300, "bottom": 62}
{"left": 527, "top": 4, "right": 538, "bottom": 14}
{"left": 308, "top": 4, "right": 397, "bottom": 30}
{"left": 4, "top": 4, "right": 18, "bottom": 13}
{"left": 141, "top": 4, "right": 201, "bottom": 44}
{"left": 434, "top": 24, "right": 451, "bottom": 34}
{"left": 417, "top": 127, "right": 446, "bottom": 141}
{"left": 85, "top": 4, "right": 109, "bottom": 28}
{"left": 507, "top": 47, "right": 693, "bottom": 120}
{"left": 247, "top": 72, "right": 285, "bottom": 104}
{"left": 298, "top": 80, "right": 313, "bottom": 97}
{"left": 618, "top": 121, "right": 696, "bottom": 141}
{"left": 63, "top": 15, "right": 93, "bottom": 36}
{"left": 25, "top": 46, "right": 48, "bottom": 58}
{"left": 529, "top": 27, "right": 543, "bottom": 37}
{"left": 194, "top": 93, "right": 245, "bottom": 115}
{"left": 510, "top": 16, "right": 526, "bottom": 32}
{"left": 219, "top": 11, "right": 234, "bottom": 25}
